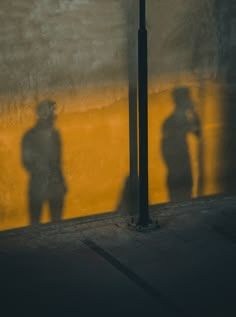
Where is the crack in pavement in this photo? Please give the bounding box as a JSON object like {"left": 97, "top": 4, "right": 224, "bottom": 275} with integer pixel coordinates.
{"left": 83, "top": 238, "right": 191, "bottom": 317}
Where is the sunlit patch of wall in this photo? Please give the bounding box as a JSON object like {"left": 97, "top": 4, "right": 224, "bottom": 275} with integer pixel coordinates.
{"left": 0, "top": 87, "right": 129, "bottom": 230}
{"left": 0, "top": 77, "right": 228, "bottom": 230}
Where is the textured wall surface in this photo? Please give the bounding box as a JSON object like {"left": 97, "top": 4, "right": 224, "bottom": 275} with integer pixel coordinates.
{"left": 0, "top": 0, "right": 229, "bottom": 109}
{"left": 0, "top": 0, "right": 131, "bottom": 111}
{"left": 0, "top": 0, "right": 235, "bottom": 230}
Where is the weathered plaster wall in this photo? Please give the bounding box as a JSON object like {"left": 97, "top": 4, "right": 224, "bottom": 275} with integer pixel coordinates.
{"left": 0, "top": 0, "right": 234, "bottom": 230}
{"left": 0, "top": 0, "right": 132, "bottom": 230}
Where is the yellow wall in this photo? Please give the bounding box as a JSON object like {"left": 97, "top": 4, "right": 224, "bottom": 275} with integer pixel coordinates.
{"left": 0, "top": 81, "right": 226, "bottom": 230}
{"left": 0, "top": 93, "right": 129, "bottom": 230}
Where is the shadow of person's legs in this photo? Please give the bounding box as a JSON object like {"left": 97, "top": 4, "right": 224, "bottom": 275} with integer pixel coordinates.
{"left": 49, "top": 196, "right": 64, "bottom": 222}
{"left": 29, "top": 193, "right": 43, "bottom": 225}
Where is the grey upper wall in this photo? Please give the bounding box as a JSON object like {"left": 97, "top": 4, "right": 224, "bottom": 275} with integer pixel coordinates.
{"left": 149, "top": 0, "right": 236, "bottom": 84}
{"left": 148, "top": 0, "right": 218, "bottom": 80}
{"left": 0, "top": 0, "right": 129, "bottom": 97}
{"left": 0, "top": 0, "right": 234, "bottom": 110}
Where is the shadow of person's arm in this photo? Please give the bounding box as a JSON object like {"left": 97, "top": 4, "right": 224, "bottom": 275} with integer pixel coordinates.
{"left": 21, "top": 132, "right": 35, "bottom": 173}
{"left": 187, "top": 107, "right": 203, "bottom": 197}
{"left": 53, "top": 130, "right": 67, "bottom": 194}
{"left": 187, "top": 108, "right": 202, "bottom": 138}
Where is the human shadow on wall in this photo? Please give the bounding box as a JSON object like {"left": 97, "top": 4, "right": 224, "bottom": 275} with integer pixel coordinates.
{"left": 22, "top": 100, "right": 67, "bottom": 225}
{"left": 161, "top": 87, "right": 201, "bottom": 202}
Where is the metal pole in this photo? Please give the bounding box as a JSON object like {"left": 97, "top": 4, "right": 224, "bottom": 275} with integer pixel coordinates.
{"left": 138, "top": 0, "right": 150, "bottom": 226}
{"left": 127, "top": 1, "right": 139, "bottom": 219}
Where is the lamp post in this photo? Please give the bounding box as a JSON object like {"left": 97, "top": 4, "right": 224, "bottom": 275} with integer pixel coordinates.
{"left": 137, "top": 0, "right": 151, "bottom": 227}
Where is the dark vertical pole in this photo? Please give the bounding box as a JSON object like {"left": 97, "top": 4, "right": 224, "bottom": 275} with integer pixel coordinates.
{"left": 127, "top": 1, "right": 138, "bottom": 218}
{"left": 138, "top": 0, "right": 150, "bottom": 226}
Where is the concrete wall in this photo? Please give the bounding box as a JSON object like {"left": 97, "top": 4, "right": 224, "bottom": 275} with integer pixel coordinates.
{"left": 0, "top": 0, "right": 235, "bottom": 230}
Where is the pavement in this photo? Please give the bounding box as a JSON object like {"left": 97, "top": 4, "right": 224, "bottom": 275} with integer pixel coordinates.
{"left": 1, "top": 195, "right": 236, "bottom": 317}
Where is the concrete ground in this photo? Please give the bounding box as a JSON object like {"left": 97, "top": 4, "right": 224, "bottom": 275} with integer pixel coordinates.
{"left": 1, "top": 196, "right": 236, "bottom": 317}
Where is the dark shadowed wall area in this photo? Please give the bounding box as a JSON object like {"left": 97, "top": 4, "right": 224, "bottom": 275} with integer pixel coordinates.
{"left": 0, "top": 0, "right": 235, "bottom": 230}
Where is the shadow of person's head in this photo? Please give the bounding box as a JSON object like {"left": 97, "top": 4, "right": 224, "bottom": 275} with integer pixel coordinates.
{"left": 172, "top": 87, "right": 194, "bottom": 113}
{"left": 36, "top": 100, "right": 57, "bottom": 126}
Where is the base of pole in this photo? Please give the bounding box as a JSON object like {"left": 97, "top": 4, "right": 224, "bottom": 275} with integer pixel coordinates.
{"left": 128, "top": 218, "right": 160, "bottom": 233}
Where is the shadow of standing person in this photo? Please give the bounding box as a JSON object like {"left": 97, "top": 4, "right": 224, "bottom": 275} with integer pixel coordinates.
{"left": 22, "top": 100, "right": 67, "bottom": 225}
{"left": 161, "top": 87, "right": 201, "bottom": 202}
